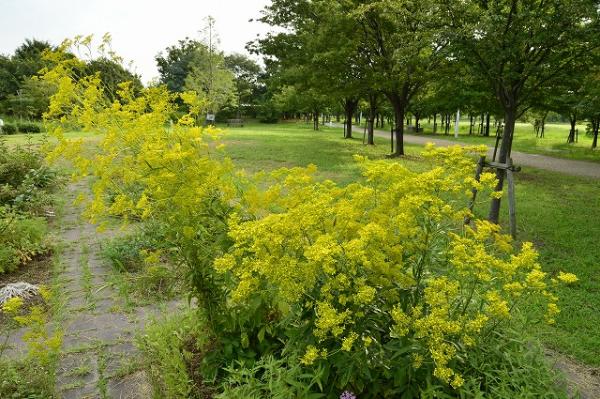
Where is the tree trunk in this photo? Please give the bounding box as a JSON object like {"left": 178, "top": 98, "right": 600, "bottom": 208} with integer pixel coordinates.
{"left": 415, "top": 112, "right": 420, "bottom": 133}
{"left": 469, "top": 114, "right": 474, "bottom": 135}
{"left": 592, "top": 118, "right": 599, "bottom": 149}
{"left": 485, "top": 113, "right": 491, "bottom": 136}
{"left": 343, "top": 98, "right": 358, "bottom": 139}
{"left": 386, "top": 92, "right": 406, "bottom": 156}
{"left": 489, "top": 106, "right": 517, "bottom": 224}
{"left": 479, "top": 113, "right": 484, "bottom": 135}
{"left": 367, "top": 93, "right": 378, "bottom": 145}
{"left": 433, "top": 114, "right": 437, "bottom": 133}
{"left": 567, "top": 114, "right": 577, "bottom": 143}
{"left": 540, "top": 113, "right": 547, "bottom": 138}
{"left": 313, "top": 111, "right": 320, "bottom": 131}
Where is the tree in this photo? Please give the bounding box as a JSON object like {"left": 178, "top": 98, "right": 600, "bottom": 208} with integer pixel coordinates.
{"left": 581, "top": 66, "right": 600, "bottom": 148}
{"left": 224, "top": 53, "right": 262, "bottom": 117}
{"left": 184, "top": 54, "right": 235, "bottom": 115}
{"left": 447, "top": 0, "right": 600, "bottom": 223}
{"left": 254, "top": 0, "right": 372, "bottom": 135}
{"left": 0, "top": 39, "right": 53, "bottom": 115}
{"left": 0, "top": 56, "right": 19, "bottom": 105}
{"left": 156, "top": 38, "right": 205, "bottom": 93}
{"left": 352, "top": 0, "right": 447, "bottom": 155}
{"left": 4, "top": 77, "right": 55, "bottom": 119}
{"left": 12, "top": 39, "right": 53, "bottom": 81}
{"left": 86, "top": 58, "right": 142, "bottom": 101}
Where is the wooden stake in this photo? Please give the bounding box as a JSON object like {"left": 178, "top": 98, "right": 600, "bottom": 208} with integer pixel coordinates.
{"left": 465, "top": 155, "right": 486, "bottom": 225}
{"left": 507, "top": 158, "right": 517, "bottom": 238}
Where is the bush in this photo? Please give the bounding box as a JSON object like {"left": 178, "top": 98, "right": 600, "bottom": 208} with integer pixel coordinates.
{"left": 102, "top": 226, "right": 164, "bottom": 273}
{"left": 1, "top": 123, "right": 17, "bottom": 135}
{"left": 43, "top": 41, "right": 573, "bottom": 398}
{"left": 102, "top": 223, "right": 180, "bottom": 298}
{"left": 0, "top": 210, "right": 49, "bottom": 274}
{"left": 256, "top": 102, "right": 280, "bottom": 123}
{"left": 216, "top": 355, "right": 323, "bottom": 399}
{"left": 139, "top": 309, "right": 212, "bottom": 399}
{"left": 0, "top": 141, "right": 60, "bottom": 211}
{"left": 16, "top": 122, "right": 42, "bottom": 134}
{"left": 0, "top": 143, "right": 42, "bottom": 190}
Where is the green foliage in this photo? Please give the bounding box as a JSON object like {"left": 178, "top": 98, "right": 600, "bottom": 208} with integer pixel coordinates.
{"left": 0, "top": 140, "right": 59, "bottom": 273}
{"left": 1, "top": 124, "right": 17, "bottom": 135}
{"left": 0, "top": 289, "right": 61, "bottom": 398}
{"left": 216, "top": 355, "right": 324, "bottom": 399}
{"left": 102, "top": 224, "right": 168, "bottom": 273}
{"left": 456, "top": 330, "right": 567, "bottom": 399}
{"left": 256, "top": 101, "right": 281, "bottom": 123}
{"left": 139, "top": 309, "right": 212, "bottom": 399}
{"left": 5, "top": 78, "right": 55, "bottom": 120}
{"left": 224, "top": 53, "right": 263, "bottom": 116}
{"left": 0, "top": 361, "right": 55, "bottom": 399}
{"left": 156, "top": 38, "right": 206, "bottom": 93}
{"left": 85, "top": 57, "right": 143, "bottom": 102}
{"left": 0, "top": 210, "right": 49, "bottom": 274}
{"left": 102, "top": 223, "right": 180, "bottom": 298}
{"left": 0, "top": 142, "right": 42, "bottom": 190}
{"left": 15, "top": 122, "right": 42, "bottom": 134}
{"left": 0, "top": 140, "right": 60, "bottom": 212}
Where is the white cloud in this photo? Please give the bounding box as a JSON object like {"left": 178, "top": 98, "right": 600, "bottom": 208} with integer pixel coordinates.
{"left": 0, "top": 0, "right": 271, "bottom": 83}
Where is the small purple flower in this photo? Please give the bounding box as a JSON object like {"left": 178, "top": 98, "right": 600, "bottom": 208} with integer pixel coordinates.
{"left": 340, "top": 391, "right": 357, "bottom": 399}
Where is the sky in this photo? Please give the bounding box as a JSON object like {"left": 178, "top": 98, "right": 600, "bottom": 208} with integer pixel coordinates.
{"left": 0, "top": 0, "right": 272, "bottom": 83}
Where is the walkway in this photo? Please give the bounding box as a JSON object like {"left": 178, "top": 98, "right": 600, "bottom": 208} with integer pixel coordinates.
{"left": 6, "top": 182, "right": 185, "bottom": 398}
{"left": 345, "top": 125, "right": 600, "bottom": 179}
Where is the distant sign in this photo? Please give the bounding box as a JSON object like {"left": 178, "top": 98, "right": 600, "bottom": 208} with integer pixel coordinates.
{"left": 206, "top": 114, "right": 215, "bottom": 122}
{"left": 0, "top": 119, "right": 4, "bottom": 127}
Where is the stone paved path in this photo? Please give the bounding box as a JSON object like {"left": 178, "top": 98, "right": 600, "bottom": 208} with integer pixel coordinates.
{"left": 338, "top": 124, "right": 600, "bottom": 179}
{"left": 7, "top": 183, "right": 185, "bottom": 398}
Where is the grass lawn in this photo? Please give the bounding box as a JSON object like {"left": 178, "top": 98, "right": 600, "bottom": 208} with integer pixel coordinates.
{"left": 225, "top": 121, "right": 600, "bottom": 366}
{"left": 1, "top": 131, "right": 99, "bottom": 147}
{"left": 384, "top": 120, "right": 600, "bottom": 163}
{"left": 223, "top": 121, "right": 425, "bottom": 184}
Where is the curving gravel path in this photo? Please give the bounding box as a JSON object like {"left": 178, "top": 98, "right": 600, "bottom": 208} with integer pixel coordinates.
{"left": 348, "top": 126, "right": 600, "bottom": 179}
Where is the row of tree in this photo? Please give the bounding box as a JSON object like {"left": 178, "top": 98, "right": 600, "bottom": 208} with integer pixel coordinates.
{"left": 0, "top": 29, "right": 266, "bottom": 124}
{"left": 0, "top": 39, "right": 142, "bottom": 119}
{"left": 249, "top": 0, "right": 600, "bottom": 222}
{"left": 155, "top": 17, "right": 264, "bottom": 121}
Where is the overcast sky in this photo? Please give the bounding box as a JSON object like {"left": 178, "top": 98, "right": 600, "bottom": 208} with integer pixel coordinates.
{"left": 0, "top": 0, "right": 272, "bottom": 83}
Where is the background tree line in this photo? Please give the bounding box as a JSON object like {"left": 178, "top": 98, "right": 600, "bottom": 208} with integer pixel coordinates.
{"left": 249, "top": 0, "right": 600, "bottom": 222}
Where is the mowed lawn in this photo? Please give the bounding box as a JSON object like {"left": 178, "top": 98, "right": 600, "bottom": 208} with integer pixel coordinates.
{"left": 224, "top": 121, "right": 600, "bottom": 366}
{"left": 2, "top": 130, "right": 99, "bottom": 147}
{"left": 413, "top": 120, "right": 600, "bottom": 163}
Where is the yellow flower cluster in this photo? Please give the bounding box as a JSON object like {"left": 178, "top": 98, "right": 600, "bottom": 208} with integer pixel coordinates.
{"left": 40, "top": 38, "right": 577, "bottom": 390}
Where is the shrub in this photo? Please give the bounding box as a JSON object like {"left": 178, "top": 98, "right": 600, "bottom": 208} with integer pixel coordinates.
{"left": 0, "top": 142, "right": 42, "bottom": 190}
{"left": 0, "top": 209, "right": 49, "bottom": 274}
{"left": 102, "top": 224, "right": 167, "bottom": 273}
{"left": 138, "top": 309, "right": 212, "bottom": 399}
{"left": 16, "top": 122, "right": 42, "bottom": 134}
{"left": 257, "top": 105, "right": 280, "bottom": 123}
{"left": 1, "top": 123, "right": 17, "bottom": 135}
{"left": 42, "top": 38, "right": 573, "bottom": 398}
{"left": 216, "top": 355, "right": 323, "bottom": 399}
{"left": 0, "top": 141, "right": 60, "bottom": 211}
